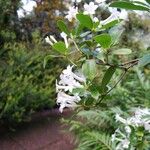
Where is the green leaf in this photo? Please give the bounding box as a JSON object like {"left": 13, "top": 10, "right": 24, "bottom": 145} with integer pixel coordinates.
{"left": 57, "top": 20, "right": 69, "bottom": 35}
{"left": 110, "top": 1, "right": 150, "bottom": 11}
{"left": 146, "top": 0, "right": 150, "bottom": 4}
{"left": 84, "top": 97, "right": 94, "bottom": 106}
{"left": 72, "top": 88, "right": 85, "bottom": 96}
{"left": 138, "top": 54, "right": 150, "bottom": 67}
{"left": 76, "top": 13, "right": 93, "bottom": 30}
{"left": 94, "top": 34, "right": 112, "bottom": 49}
{"left": 76, "top": 24, "right": 84, "bottom": 36}
{"left": 109, "top": 25, "right": 124, "bottom": 45}
{"left": 102, "top": 66, "right": 116, "bottom": 88}
{"left": 52, "top": 42, "right": 68, "bottom": 55}
{"left": 89, "top": 85, "right": 100, "bottom": 100}
{"left": 101, "top": 19, "right": 122, "bottom": 30}
{"left": 82, "top": 59, "right": 97, "bottom": 80}
{"left": 112, "top": 48, "right": 132, "bottom": 55}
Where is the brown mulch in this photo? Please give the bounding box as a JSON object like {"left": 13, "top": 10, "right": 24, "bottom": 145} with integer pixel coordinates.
{"left": 0, "top": 109, "right": 76, "bottom": 150}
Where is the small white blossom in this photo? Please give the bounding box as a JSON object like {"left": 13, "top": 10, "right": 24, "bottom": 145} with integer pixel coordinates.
{"left": 125, "top": 126, "right": 131, "bottom": 135}
{"left": 72, "top": 0, "right": 82, "bottom": 3}
{"left": 45, "top": 35, "right": 57, "bottom": 46}
{"left": 144, "top": 123, "right": 150, "bottom": 132}
{"left": 57, "top": 91, "right": 81, "bottom": 113}
{"left": 60, "top": 32, "right": 69, "bottom": 48}
{"left": 95, "top": 0, "right": 106, "bottom": 3}
{"left": 116, "top": 139, "right": 130, "bottom": 150}
{"left": 93, "top": 17, "right": 99, "bottom": 23}
{"left": 115, "top": 114, "right": 128, "bottom": 124}
{"left": 66, "top": 6, "right": 78, "bottom": 22}
{"left": 56, "top": 80, "right": 72, "bottom": 92}
{"left": 45, "top": 36, "right": 53, "bottom": 46}
{"left": 56, "top": 65, "right": 86, "bottom": 112}
{"left": 50, "top": 35, "right": 57, "bottom": 43}
{"left": 84, "top": 2, "right": 98, "bottom": 15}
{"left": 122, "top": 139, "right": 130, "bottom": 149}
{"left": 109, "top": 8, "right": 128, "bottom": 20}
{"left": 100, "top": 13, "right": 120, "bottom": 25}
{"left": 111, "top": 133, "right": 116, "bottom": 142}
{"left": 100, "top": 9, "right": 128, "bottom": 25}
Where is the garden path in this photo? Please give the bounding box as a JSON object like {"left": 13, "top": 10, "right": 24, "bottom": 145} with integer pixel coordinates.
{"left": 0, "top": 109, "right": 76, "bottom": 150}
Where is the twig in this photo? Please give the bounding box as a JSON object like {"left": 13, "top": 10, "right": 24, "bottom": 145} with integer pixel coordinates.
{"left": 95, "top": 60, "right": 138, "bottom": 106}
{"left": 119, "top": 59, "right": 139, "bottom": 66}
{"left": 71, "top": 38, "right": 82, "bottom": 54}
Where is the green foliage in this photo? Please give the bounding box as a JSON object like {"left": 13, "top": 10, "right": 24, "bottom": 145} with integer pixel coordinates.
{"left": 63, "top": 109, "right": 117, "bottom": 150}
{"left": 0, "top": 42, "right": 63, "bottom": 124}
{"left": 77, "top": 132, "right": 115, "bottom": 150}
{"left": 138, "top": 54, "right": 150, "bottom": 67}
{"left": 57, "top": 20, "right": 70, "bottom": 35}
{"left": 82, "top": 59, "right": 97, "bottom": 80}
{"left": 94, "top": 34, "right": 112, "bottom": 49}
{"left": 45, "top": 1, "right": 150, "bottom": 149}
{"left": 53, "top": 41, "right": 68, "bottom": 55}
{"left": 110, "top": 1, "right": 150, "bottom": 11}
{"left": 102, "top": 66, "right": 116, "bottom": 88}
{"left": 112, "top": 48, "right": 132, "bottom": 55}
{"left": 76, "top": 13, "right": 93, "bottom": 30}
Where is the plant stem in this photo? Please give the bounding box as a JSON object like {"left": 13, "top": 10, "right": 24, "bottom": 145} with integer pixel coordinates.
{"left": 95, "top": 60, "right": 138, "bottom": 106}
{"left": 72, "top": 38, "right": 82, "bottom": 54}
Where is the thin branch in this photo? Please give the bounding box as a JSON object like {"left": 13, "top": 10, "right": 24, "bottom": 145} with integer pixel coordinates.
{"left": 119, "top": 59, "right": 139, "bottom": 66}
{"left": 96, "top": 70, "right": 127, "bottom": 106}
{"left": 95, "top": 60, "right": 138, "bottom": 106}
{"left": 96, "top": 61, "right": 127, "bottom": 70}
{"left": 71, "top": 38, "right": 82, "bottom": 54}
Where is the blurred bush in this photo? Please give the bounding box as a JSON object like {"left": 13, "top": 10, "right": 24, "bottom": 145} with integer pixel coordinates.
{"left": 0, "top": 32, "right": 64, "bottom": 125}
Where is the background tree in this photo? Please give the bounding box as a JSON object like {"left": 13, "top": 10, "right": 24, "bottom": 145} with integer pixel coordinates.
{"left": 33, "top": 0, "right": 66, "bottom": 36}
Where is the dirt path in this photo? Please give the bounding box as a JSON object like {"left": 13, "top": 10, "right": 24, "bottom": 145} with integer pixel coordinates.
{"left": 0, "top": 109, "right": 76, "bottom": 150}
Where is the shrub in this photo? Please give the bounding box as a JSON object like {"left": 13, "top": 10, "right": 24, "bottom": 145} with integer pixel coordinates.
{"left": 0, "top": 42, "right": 63, "bottom": 124}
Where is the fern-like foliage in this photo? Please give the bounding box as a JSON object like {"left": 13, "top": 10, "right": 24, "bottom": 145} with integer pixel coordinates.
{"left": 77, "top": 132, "right": 116, "bottom": 150}
{"left": 77, "top": 110, "right": 113, "bottom": 130}
{"left": 62, "top": 68, "right": 150, "bottom": 150}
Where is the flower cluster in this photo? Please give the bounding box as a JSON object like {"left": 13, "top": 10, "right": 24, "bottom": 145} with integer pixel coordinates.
{"left": 112, "top": 108, "right": 150, "bottom": 149}
{"left": 65, "top": 0, "right": 128, "bottom": 25}
{"left": 45, "top": 32, "right": 69, "bottom": 49}
{"left": 56, "top": 65, "right": 86, "bottom": 113}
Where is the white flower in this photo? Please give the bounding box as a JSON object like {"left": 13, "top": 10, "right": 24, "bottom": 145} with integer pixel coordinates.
{"left": 113, "top": 129, "right": 130, "bottom": 150}
{"left": 62, "top": 65, "right": 86, "bottom": 83}
{"left": 100, "top": 12, "right": 120, "bottom": 25}
{"left": 115, "top": 114, "right": 128, "bottom": 124}
{"left": 125, "top": 126, "right": 131, "bottom": 135}
{"left": 66, "top": 6, "right": 78, "bottom": 22}
{"left": 116, "top": 139, "right": 130, "bottom": 149}
{"left": 144, "top": 123, "right": 150, "bottom": 131}
{"left": 100, "top": 8, "right": 128, "bottom": 25}
{"left": 57, "top": 91, "right": 81, "bottom": 113}
{"left": 95, "top": 0, "right": 106, "bottom": 3}
{"left": 111, "top": 133, "right": 116, "bottom": 142}
{"left": 45, "top": 36, "right": 53, "bottom": 46}
{"left": 60, "top": 32, "right": 69, "bottom": 48}
{"left": 122, "top": 139, "right": 130, "bottom": 149}
{"left": 134, "top": 108, "right": 150, "bottom": 117}
{"left": 56, "top": 80, "right": 72, "bottom": 92}
{"left": 56, "top": 65, "right": 86, "bottom": 112}
{"left": 45, "top": 35, "right": 57, "bottom": 45}
{"left": 93, "top": 17, "right": 99, "bottom": 23}
{"left": 50, "top": 35, "right": 57, "bottom": 43}
{"left": 84, "top": 2, "right": 98, "bottom": 15}
{"left": 72, "top": 0, "right": 82, "bottom": 3}
{"left": 109, "top": 8, "right": 128, "bottom": 20}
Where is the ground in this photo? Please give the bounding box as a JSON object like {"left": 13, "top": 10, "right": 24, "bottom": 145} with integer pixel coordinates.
{"left": 0, "top": 109, "right": 76, "bottom": 150}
